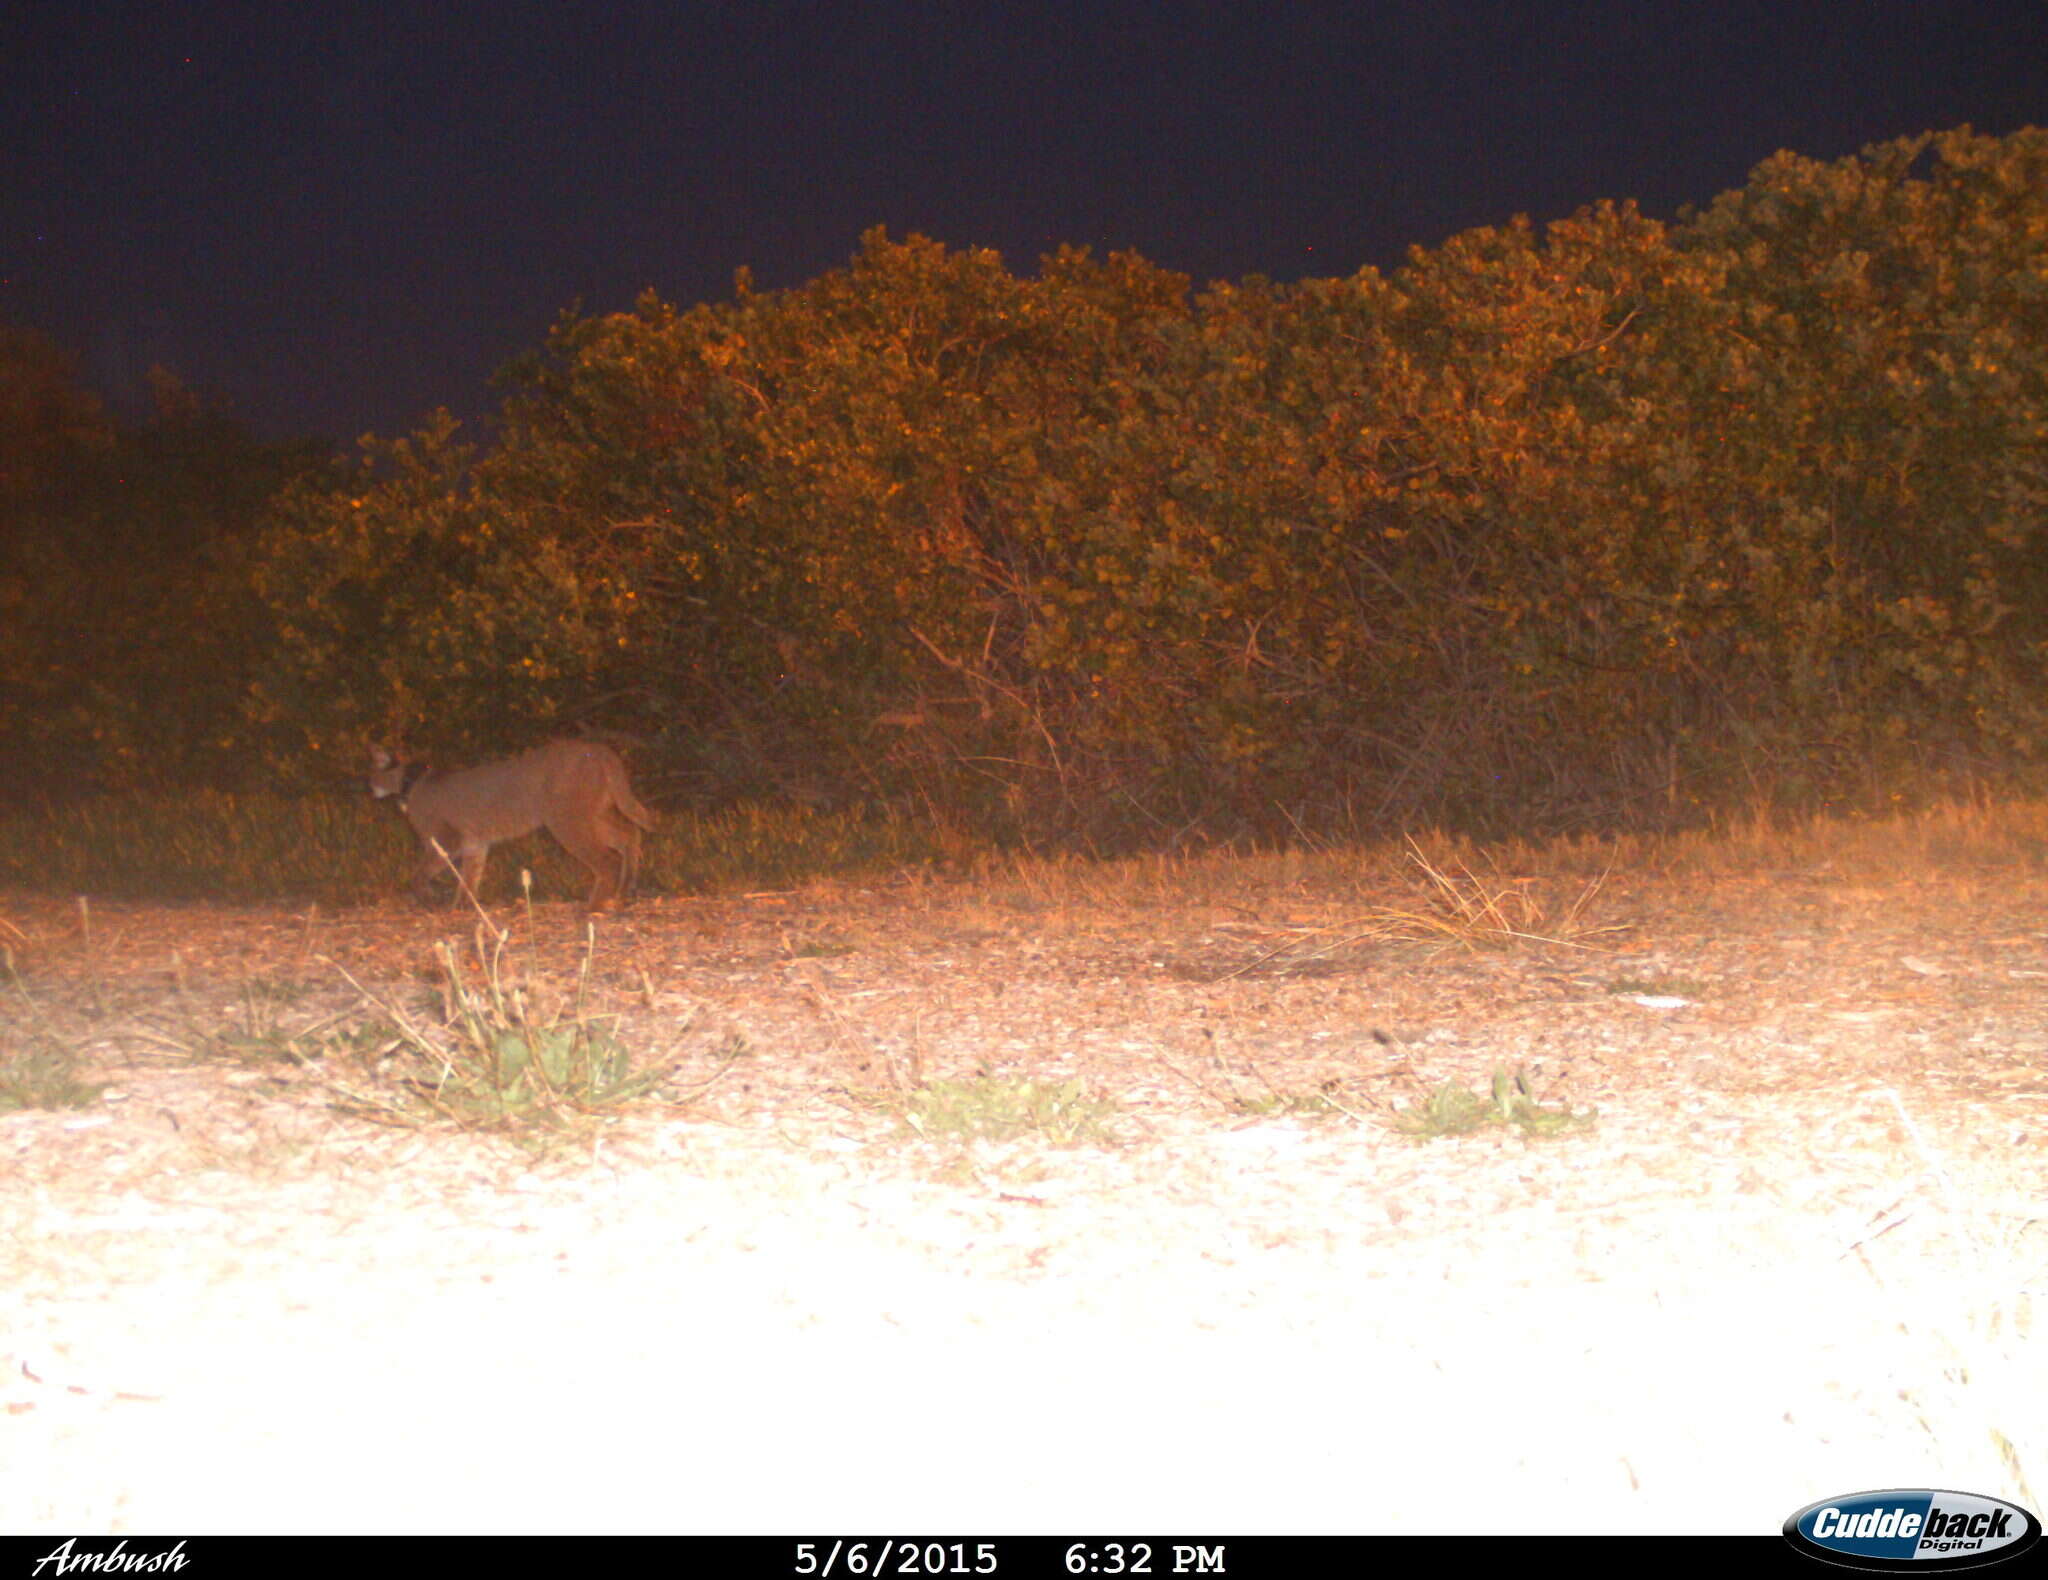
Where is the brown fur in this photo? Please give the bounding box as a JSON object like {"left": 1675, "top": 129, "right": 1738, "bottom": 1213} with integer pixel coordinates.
{"left": 369, "top": 741, "right": 656, "bottom": 910}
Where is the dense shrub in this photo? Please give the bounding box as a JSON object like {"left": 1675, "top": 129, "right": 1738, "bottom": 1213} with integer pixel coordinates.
{"left": 6, "top": 128, "right": 2044, "bottom": 841}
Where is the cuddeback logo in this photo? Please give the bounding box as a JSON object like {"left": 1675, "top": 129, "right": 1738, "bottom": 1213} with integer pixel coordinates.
{"left": 1784, "top": 1489, "right": 2042, "bottom": 1571}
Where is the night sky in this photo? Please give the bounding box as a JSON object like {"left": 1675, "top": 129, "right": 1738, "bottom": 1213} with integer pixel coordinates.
{"left": 6, "top": 0, "right": 2045, "bottom": 444}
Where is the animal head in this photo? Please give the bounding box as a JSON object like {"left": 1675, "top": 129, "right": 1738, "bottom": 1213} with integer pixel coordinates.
{"left": 367, "top": 745, "right": 415, "bottom": 801}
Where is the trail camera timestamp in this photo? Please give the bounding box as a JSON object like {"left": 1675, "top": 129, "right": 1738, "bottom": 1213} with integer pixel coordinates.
{"left": 788, "top": 1541, "right": 1228, "bottom": 1576}
{"left": 794, "top": 1542, "right": 998, "bottom": 1576}
{"left": 1065, "top": 1543, "right": 1227, "bottom": 1573}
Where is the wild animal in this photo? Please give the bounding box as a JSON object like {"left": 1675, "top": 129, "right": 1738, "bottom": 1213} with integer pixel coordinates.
{"left": 368, "top": 740, "right": 656, "bottom": 910}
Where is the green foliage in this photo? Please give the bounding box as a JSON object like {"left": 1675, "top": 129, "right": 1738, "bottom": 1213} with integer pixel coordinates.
{"left": 7, "top": 127, "right": 2047, "bottom": 848}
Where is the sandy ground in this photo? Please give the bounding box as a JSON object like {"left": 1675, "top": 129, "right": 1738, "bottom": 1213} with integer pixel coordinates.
{"left": 2, "top": 860, "right": 2042, "bottom": 1534}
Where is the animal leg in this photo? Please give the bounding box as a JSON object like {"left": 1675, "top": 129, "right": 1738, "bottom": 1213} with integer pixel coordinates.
{"left": 602, "top": 805, "right": 644, "bottom": 899}
{"left": 455, "top": 843, "right": 490, "bottom": 906}
{"left": 413, "top": 838, "right": 450, "bottom": 904}
{"left": 551, "top": 816, "right": 625, "bottom": 910}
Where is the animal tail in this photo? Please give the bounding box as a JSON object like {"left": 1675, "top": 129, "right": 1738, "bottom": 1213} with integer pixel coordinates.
{"left": 610, "top": 765, "right": 657, "bottom": 828}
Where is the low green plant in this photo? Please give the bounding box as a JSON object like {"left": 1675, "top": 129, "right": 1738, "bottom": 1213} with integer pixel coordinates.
{"left": 139, "top": 973, "right": 346, "bottom": 1067}
{"left": 1155, "top": 1038, "right": 1342, "bottom": 1120}
{"left": 0, "top": 950, "right": 104, "bottom": 1111}
{"left": 1231, "top": 1088, "right": 1338, "bottom": 1119}
{"left": 893, "top": 1074, "right": 1120, "bottom": 1146}
{"left": 1391, "top": 1066, "right": 1595, "bottom": 1140}
{"left": 1607, "top": 974, "right": 1708, "bottom": 999}
{"left": 0, "top": 1035, "right": 103, "bottom": 1112}
{"left": 322, "top": 924, "right": 676, "bottom": 1138}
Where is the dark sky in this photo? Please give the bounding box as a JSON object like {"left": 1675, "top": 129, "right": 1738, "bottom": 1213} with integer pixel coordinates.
{"left": 5, "top": 0, "right": 2044, "bottom": 443}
